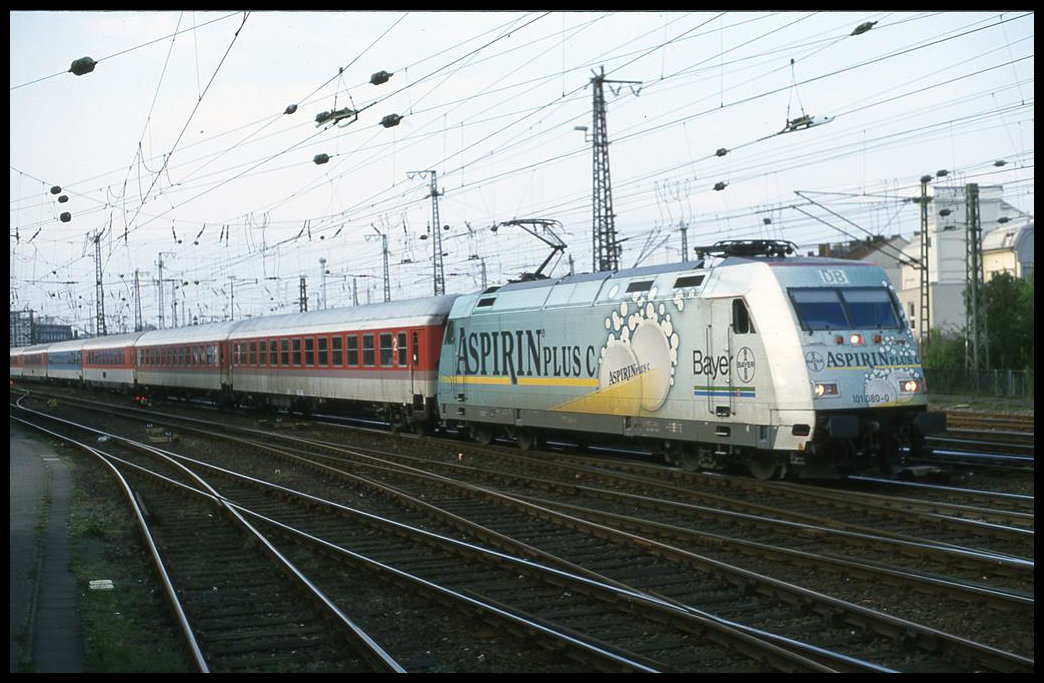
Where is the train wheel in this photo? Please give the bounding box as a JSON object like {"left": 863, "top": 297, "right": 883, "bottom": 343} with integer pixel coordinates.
{"left": 747, "top": 451, "right": 781, "bottom": 480}
{"left": 516, "top": 429, "right": 538, "bottom": 452}
{"left": 471, "top": 425, "right": 494, "bottom": 446}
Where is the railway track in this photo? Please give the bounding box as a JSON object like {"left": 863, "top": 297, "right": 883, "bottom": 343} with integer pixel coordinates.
{"left": 10, "top": 410, "right": 402, "bottom": 673}
{"left": 13, "top": 390, "right": 1033, "bottom": 672}
{"left": 943, "top": 410, "right": 1034, "bottom": 433}
{"left": 10, "top": 398, "right": 823, "bottom": 672}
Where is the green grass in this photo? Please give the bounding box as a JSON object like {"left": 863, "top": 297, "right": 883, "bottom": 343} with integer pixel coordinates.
{"left": 66, "top": 455, "right": 196, "bottom": 673}
{"left": 928, "top": 393, "right": 1034, "bottom": 413}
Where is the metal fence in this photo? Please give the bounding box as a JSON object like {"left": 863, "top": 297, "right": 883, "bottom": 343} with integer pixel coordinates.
{"left": 925, "top": 368, "right": 1034, "bottom": 398}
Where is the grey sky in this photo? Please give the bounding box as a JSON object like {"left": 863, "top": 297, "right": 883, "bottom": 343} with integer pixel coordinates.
{"left": 10, "top": 11, "right": 1033, "bottom": 332}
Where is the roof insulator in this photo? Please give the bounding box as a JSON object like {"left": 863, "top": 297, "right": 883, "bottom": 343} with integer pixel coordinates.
{"left": 313, "top": 153, "right": 330, "bottom": 165}
{"left": 939, "top": 208, "right": 951, "bottom": 217}
{"left": 994, "top": 160, "right": 1007, "bottom": 167}
{"left": 284, "top": 104, "right": 298, "bottom": 115}
{"left": 998, "top": 216, "right": 1010, "bottom": 224}
{"left": 69, "top": 56, "right": 97, "bottom": 76}
{"left": 715, "top": 148, "right": 728, "bottom": 157}
{"left": 380, "top": 113, "right": 403, "bottom": 128}
{"left": 713, "top": 181, "right": 728, "bottom": 191}
{"left": 60, "top": 212, "right": 72, "bottom": 222}
{"left": 370, "top": 70, "right": 393, "bottom": 85}
{"left": 58, "top": 195, "right": 69, "bottom": 203}
{"left": 50, "top": 185, "right": 62, "bottom": 194}
{"left": 850, "top": 21, "right": 877, "bottom": 36}
{"left": 936, "top": 169, "right": 949, "bottom": 177}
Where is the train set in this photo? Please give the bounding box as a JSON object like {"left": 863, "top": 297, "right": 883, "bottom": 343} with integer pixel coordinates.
{"left": 10, "top": 240, "right": 945, "bottom": 479}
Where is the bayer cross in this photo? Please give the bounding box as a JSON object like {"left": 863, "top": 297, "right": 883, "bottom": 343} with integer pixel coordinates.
{"left": 736, "top": 347, "right": 756, "bottom": 383}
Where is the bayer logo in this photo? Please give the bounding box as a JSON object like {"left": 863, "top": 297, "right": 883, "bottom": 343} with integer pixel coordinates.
{"left": 736, "top": 347, "right": 756, "bottom": 383}
{"left": 805, "top": 350, "right": 825, "bottom": 372}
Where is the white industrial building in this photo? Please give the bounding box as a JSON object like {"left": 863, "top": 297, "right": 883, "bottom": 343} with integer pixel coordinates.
{"left": 827, "top": 184, "right": 1033, "bottom": 339}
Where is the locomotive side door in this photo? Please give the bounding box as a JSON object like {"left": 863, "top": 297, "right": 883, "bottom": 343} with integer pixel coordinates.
{"left": 703, "top": 298, "right": 734, "bottom": 418}
{"left": 445, "top": 319, "right": 467, "bottom": 404}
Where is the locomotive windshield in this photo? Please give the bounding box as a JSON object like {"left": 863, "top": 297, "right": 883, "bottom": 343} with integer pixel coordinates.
{"left": 789, "top": 287, "right": 901, "bottom": 331}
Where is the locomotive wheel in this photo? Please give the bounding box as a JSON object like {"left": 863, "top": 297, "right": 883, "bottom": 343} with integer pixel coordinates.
{"left": 516, "top": 429, "right": 538, "bottom": 452}
{"left": 747, "top": 451, "right": 781, "bottom": 480}
{"left": 471, "top": 425, "right": 494, "bottom": 446}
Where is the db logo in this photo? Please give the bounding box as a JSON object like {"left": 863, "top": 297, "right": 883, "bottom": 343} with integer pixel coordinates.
{"left": 818, "top": 269, "right": 849, "bottom": 284}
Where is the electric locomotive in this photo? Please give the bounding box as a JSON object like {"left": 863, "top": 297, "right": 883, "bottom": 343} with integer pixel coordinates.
{"left": 437, "top": 240, "right": 944, "bottom": 478}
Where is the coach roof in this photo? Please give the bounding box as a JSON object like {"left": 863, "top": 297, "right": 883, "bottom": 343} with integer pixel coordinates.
{"left": 228, "top": 294, "right": 460, "bottom": 338}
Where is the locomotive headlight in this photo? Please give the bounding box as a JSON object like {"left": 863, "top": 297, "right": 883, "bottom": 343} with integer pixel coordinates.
{"left": 900, "top": 379, "right": 920, "bottom": 393}
{"left": 850, "top": 333, "right": 864, "bottom": 345}
{"left": 814, "top": 382, "right": 840, "bottom": 397}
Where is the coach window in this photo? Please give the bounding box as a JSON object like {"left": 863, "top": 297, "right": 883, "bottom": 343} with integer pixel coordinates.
{"left": 331, "top": 335, "right": 343, "bottom": 366}
{"left": 397, "top": 332, "right": 408, "bottom": 366}
{"left": 304, "top": 337, "right": 315, "bottom": 366}
{"left": 317, "top": 336, "right": 328, "bottom": 366}
{"left": 269, "top": 340, "right": 277, "bottom": 366}
{"left": 292, "top": 338, "right": 302, "bottom": 366}
{"left": 347, "top": 335, "right": 359, "bottom": 366}
{"left": 280, "top": 339, "right": 290, "bottom": 367}
{"left": 379, "top": 333, "right": 393, "bottom": 366}
{"left": 732, "top": 299, "right": 755, "bottom": 335}
{"left": 248, "top": 341, "right": 256, "bottom": 366}
{"left": 363, "top": 334, "right": 375, "bottom": 367}
{"left": 207, "top": 345, "right": 217, "bottom": 366}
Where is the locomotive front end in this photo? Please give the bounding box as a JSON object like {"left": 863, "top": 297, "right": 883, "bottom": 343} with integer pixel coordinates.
{"left": 780, "top": 262, "right": 945, "bottom": 477}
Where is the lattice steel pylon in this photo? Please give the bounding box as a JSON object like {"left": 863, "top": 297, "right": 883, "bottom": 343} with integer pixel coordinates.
{"left": 918, "top": 176, "right": 932, "bottom": 346}
{"left": 408, "top": 170, "right": 445, "bottom": 295}
{"left": 964, "top": 183, "right": 989, "bottom": 371}
{"left": 589, "top": 66, "right": 641, "bottom": 273}
{"left": 91, "top": 230, "right": 106, "bottom": 336}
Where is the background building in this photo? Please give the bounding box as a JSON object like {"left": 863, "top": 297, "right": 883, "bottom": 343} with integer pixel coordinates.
{"left": 895, "top": 184, "right": 1033, "bottom": 337}
{"left": 9, "top": 310, "right": 76, "bottom": 346}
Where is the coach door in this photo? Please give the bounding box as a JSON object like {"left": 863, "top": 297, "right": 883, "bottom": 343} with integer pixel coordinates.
{"left": 220, "top": 341, "right": 232, "bottom": 391}
{"left": 409, "top": 331, "right": 419, "bottom": 396}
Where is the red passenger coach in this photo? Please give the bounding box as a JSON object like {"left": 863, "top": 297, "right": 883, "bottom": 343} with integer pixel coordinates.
{"left": 16, "top": 343, "right": 50, "bottom": 382}
{"left": 226, "top": 295, "right": 458, "bottom": 430}
{"left": 10, "top": 347, "right": 24, "bottom": 382}
{"left": 135, "top": 322, "right": 239, "bottom": 400}
{"left": 82, "top": 333, "right": 144, "bottom": 391}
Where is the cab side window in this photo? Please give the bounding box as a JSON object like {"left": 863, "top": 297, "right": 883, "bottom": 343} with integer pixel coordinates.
{"left": 732, "top": 299, "right": 755, "bottom": 334}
